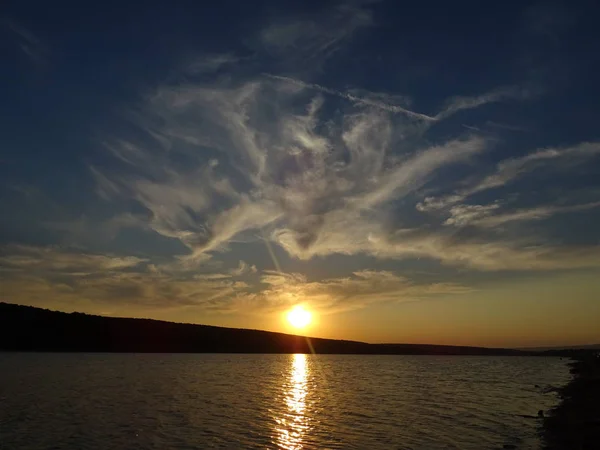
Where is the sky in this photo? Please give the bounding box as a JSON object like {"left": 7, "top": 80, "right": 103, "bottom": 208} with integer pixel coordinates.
{"left": 1, "top": 0, "right": 600, "bottom": 348}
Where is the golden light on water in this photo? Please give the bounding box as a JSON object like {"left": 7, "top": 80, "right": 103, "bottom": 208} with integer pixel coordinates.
{"left": 287, "top": 306, "right": 312, "bottom": 329}
{"left": 274, "top": 354, "right": 310, "bottom": 449}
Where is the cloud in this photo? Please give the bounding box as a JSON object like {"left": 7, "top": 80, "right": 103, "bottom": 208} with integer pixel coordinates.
{"left": 7, "top": 242, "right": 597, "bottom": 318}
{"left": 435, "top": 86, "right": 531, "bottom": 120}
{"left": 85, "top": 10, "right": 599, "bottom": 277}
{"left": 266, "top": 75, "right": 531, "bottom": 123}
{"left": 229, "top": 260, "right": 257, "bottom": 276}
{"left": 0, "top": 245, "right": 249, "bottom": 310}
{"left": 0, "top": 244, "right": 470, "bottom": 315}
{"left": 186, "top": 54, "right": 240, "bottom": 74}
{"left": 259, "top": 2, "right": 373, "bottom": 67}
{"left": 445, "top": 201, "right": 600, "bottom": 228}
{"left": 3, "top": 237, "right": 598, "bottom": 319}
{"left": 417, "top": 195, "right": 465, "bottom": 212}
{"left": 368, "top": 231, "right": 600, "bottom": 271}
{"left": 90, "top": 165, "right": 122, "bottom": 200}
{"left": 0, "top": 244, "right": 146, "bottom": 275}
{"left": 1, "top": 270, "right": 243, "bottom": 311}
{"left": 350, "top": 136, "right": 487, "bottom": 209}
{"left": 94, "top": 67, "right": 600, "bottom": 273}
{"left": 2, "top": 19, "right": 48, "bottom": 67}
{"left": 523, "top": 1, "right": 574, "bottom": 40}
{"left": 189, "top": 260, "right": 256, "bottom": 279}
{"left": 95, "top": 74, "right": 488, "bottom": 264}
{"left": 103, "top": 139, "right": 149, "bottom": 166}
{"left": 475, "top": 142, "right": 600, "bottom": 192}
{"left": 444, "top": 203, "right": 501, "bottom": 227}
{"left": 265, "top": 74, "right": 435, "bottom": 120}
{"left": 271, "top": 211, "right": 600, "bottom": 271}
{"left": 252, "top": 269, "right": 472, "bottom": 314}
{"left": 418, "top": 142, "right": 600, "bottom": 211}
{"left": 46, "top": 213, "right": 147, "bottom": 245}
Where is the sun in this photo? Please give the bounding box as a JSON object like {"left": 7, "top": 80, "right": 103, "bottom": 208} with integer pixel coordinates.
{"left": 287, "top": 306, "right": 312, "bottom": 329}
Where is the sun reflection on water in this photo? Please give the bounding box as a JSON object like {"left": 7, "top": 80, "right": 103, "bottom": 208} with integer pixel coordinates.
{"left": 274, "top": 353, "right": 310, "bottom": 449}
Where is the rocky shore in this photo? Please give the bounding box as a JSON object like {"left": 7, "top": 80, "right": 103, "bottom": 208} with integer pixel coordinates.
{"left": 542, "top": 352, "right": 600, "bottom": 449}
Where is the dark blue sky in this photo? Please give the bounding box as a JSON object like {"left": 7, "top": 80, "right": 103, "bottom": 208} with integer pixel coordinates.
{"left": 1, "top": 0, "right": 599, "bottom": 345}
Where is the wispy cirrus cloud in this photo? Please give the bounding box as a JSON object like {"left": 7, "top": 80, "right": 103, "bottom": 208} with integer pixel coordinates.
{"left": 444, "top": 201, "right": 600, "bottom": 228}
{"left": 81, "top": 2, "right": 600, "bottom": 279}
{"left": 0, "top": 243, "right": 469, "bottom": 315}
{"left": 2, "top": 18, "right": 48, "bottom": 67}
{"left": 186, "top": 53, "right": 240, "bottom": 74}
{"left": 435, "top": 86, "right": 532, "bottom": 120}
{"left": 1, "top": 270, "right": 244, "bottom": 311}
{"left": 272, "top": 216, "right": 600, "bottom": 271}
{"left": 46, "top": 213, "right": 147, "bottom": 246}
{"left": 443, "top": 203, "right": 501, "bottom": 227}
{"left": 0, "top": 245, "right": 251, "bottom": 310}
{"left": 0, "top": 244, "right": 146, "bottom": 275}
{"left": 259, "top": 2, "right": 373, "bottom": 69}
{"left": 266, "top": 75, "right": 532, "bottom": 123}
{"left": 229, "top": 260, "right": 257, "bottom": 276}
{"left": 94, "top": 74, "right": 489, "bottom": 265}
{"left": 91, "top": 60, "right": 600, "bottom": 273}
{"left": 418, "top": 141, "right": 600, "bottom": 211}
{"left": 265, "top": 74, "right": 435, "bottom": 120}
{"left": 473, "top": 142, "right": 600, "bottom": 192}
{"left": 251, "top": 269, "right": 472, "bottom": 314}
{"left": 2, "top": 0, "right": 600, "bottom": 343}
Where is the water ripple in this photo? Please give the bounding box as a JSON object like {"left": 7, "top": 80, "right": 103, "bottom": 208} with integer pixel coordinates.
{"left": 0, "top": 353, "right": 568, "bottom": 449}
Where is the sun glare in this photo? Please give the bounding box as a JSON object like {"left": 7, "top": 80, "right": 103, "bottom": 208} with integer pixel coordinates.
{"left": 287, "top": 306, "right": 312, "bottom": 329}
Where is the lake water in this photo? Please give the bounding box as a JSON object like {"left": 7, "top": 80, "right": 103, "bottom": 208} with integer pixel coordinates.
{"left": 0, "top": 353, "right": 569, "bottom": 449}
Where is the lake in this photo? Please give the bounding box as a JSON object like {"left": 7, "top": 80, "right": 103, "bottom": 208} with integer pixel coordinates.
{"left": 0, "top": 353, "right": 569, "bottom": 449}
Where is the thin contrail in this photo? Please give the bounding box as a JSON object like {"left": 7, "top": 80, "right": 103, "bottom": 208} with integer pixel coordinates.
{"left": 265, "top": 74, "right": 436, "bottom": 121}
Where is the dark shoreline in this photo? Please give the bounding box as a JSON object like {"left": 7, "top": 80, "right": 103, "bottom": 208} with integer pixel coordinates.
{"left": 541, "top": 352, "right": 600, "bottom": 449}
{"left": 0, "top": 302, "right": 564, "bottom": 356}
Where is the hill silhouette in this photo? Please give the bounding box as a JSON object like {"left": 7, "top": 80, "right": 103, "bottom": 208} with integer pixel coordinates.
{"left": 0, "top": 302, "right": 548, "bottom": 355}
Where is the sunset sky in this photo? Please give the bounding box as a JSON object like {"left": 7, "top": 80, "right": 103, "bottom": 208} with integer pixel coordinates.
{"left": 1, "top": 0, "right": 599, "bottom": 347}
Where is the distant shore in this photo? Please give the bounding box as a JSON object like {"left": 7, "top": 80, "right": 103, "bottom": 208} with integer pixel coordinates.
{"left": 0, "top": 302, "right": 568, "bottom": 356}
{"left": 542, "top": 352, "right": 600, "bottom": 449}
